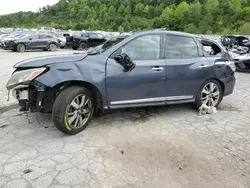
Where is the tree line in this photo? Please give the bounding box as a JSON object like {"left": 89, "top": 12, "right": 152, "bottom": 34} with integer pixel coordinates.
{"left": 0, "top": 0, "right": 250, "bottom": 34}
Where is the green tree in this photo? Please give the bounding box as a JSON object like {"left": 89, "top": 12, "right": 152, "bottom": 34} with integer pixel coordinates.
{"left": 238, "top": 22, "right": 250, "bottom": 35}
{"left": 1, "top": 0, "right": 250, "bottom": 33}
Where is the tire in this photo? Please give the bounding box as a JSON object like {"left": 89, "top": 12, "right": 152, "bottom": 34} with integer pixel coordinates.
{"left": 52, "top": 86, "right": 95, "bottom": 135}
{"left": 79, "top": 42, "right": 88, "bottom": 50}
{"left": 43, "top": 49, "right": 48, "bottom": 51}
{"left": 72, "top": 46, "right": 78, "bottom": 50}
{"left": 195, "top": 79, "right": 223, "bottom": 108}
{"left": 49, "top": 43, "right": 57, "bottom": 51}
{"left": 12, "top": 49, "right": 17, "bottom": 52}
{"left": 17, "top": 44, "right": 25, "bottom": 52}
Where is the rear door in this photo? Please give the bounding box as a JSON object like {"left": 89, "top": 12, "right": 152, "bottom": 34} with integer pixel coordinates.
{"left": 88, "top": 33, "right": 102, "bottom": 47}
{"left": 37, "top": 35, "right": 49, "bottom": 48}
{"left": 164, "top": 34, "right": 213, "bottom": 103}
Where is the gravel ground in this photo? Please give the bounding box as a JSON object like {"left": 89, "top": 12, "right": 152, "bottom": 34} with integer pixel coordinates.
{"left": 0, "top": 50, "right": 250, "bottom": 188}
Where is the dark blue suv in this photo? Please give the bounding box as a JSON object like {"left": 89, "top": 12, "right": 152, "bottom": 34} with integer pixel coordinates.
{"left": 6, "top": 30, "right": 236, "bottom": 135}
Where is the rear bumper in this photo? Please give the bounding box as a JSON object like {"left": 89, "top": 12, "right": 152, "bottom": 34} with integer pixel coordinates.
{"left": 222, "top": 75, "right": 236, "bottom": 96}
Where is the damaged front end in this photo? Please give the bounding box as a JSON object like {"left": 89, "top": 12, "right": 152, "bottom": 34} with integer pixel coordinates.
{"left": 6, "top": 68, "right": 50, "bottom": 112}
{"left": 229, "top": 53, "right": 250, "bottom": 72}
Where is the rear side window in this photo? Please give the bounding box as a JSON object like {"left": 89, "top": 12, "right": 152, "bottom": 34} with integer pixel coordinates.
{"left": 89, "top": 33, "right": 98, "bottom": 38}
{"left": 166, "top": 35, "right": 199, "bottom": 59}
{"left": 39, "top": 35, "right": 48, "bottom": 39}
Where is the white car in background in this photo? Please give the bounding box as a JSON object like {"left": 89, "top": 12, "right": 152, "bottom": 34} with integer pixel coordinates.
{"left": 57, "top": 33, "right": 71, "bottom": 49}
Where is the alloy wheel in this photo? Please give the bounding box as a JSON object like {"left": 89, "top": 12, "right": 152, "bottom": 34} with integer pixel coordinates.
{"left": 201, "top": 82, "right": 220, "bottom": 106}
{"left": 19, "top": 44, "right": 25, "bottom": 52}
{"left": 66, "top": 94, "right": 93, "bottom": 129}
{"left": 50, "top": 44, "right": 57, "bottom": 51}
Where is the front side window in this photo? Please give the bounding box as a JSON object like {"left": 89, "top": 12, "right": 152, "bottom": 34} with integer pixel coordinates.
{"left": 121, "top": 35, "right": 161, "bottom": 60}
{"left": 29, "top": 35, "right": 38, "bottom": 40}
{"left": 166, "top": 35, "right": 199, "bottom": 59}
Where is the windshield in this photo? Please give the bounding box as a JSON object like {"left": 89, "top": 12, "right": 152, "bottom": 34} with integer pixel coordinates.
{"left": 14, "top": 34, "right": 27, "bottom": 39}
{"left": 87, "top": 37, "right": 125, "bottom": 55}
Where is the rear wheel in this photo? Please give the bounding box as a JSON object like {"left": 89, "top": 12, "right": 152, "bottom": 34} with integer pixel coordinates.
{"left": 52, "top": 86, "right": 95, "bottom": 135}
{"left": 49, "top": 43, "right": 57, "bottom": 51}
{"left": 79, "top": 42, "right": 88, "bottom": 50}
{"left": 72, "top": 46, "right": 78, "bottom": 50}
{"left": 17, "top": 44, "right": 25, "bottom": 52}
{"left": 195, "top": 79, "right": 223, "bottom": 108}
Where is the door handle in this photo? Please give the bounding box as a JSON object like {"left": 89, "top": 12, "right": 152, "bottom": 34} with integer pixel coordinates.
{"left": 199, "top": 65, "right": 209, "bottom": 68}
{"left": 152, "top": 67, "right": 164, "bottom": 71}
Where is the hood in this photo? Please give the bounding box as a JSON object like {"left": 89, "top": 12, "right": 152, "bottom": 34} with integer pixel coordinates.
{"left": 14, "top": 53, "right": 88, "bottom": 68}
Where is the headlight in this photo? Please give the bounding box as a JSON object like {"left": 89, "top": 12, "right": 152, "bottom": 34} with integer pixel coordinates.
{"left": 6, "top": 67, "right": 47, "bottom": 89}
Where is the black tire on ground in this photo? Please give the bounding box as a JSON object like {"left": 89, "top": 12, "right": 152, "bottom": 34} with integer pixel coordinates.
{"left": 49, "top": 43, "right": 57, "bottom": 51}
{"left": 79, "top": 42, "right": 88, "bottom": 50}
{"left": 195, "top": 79, "right": 223, "bottom": 109}
{"left": 43, "top": 49, "right": 48, "bottom": 51}
{"left": 72, "top": 46, "right": 78, "bottom": 50}
{"left": 52, "top": 86, "right": 95, "bottom": 135}
{"left": 17, "top": 44, "right": 25, "bottom": 52}
{"left": 12, "top": 49, "right": 17, "bottom": 52}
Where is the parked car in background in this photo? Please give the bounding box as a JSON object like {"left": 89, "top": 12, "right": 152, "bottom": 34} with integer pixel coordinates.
{"left": 6, "top": 30, "right": 236, "bottom": 135}
{"left": 4, "top": 33, "right": 58, "bottom": 52}
{"left": 57, "top": 33, "right": 70, "bottom": 48}
{"left": 66, "top": 32, "right": 106, "bottom": 50}
{"left": 197, "top": 36, "right": 250, "bottom": 72}
{"left": 0, "top": 33, "right": 25, "bottom": 50}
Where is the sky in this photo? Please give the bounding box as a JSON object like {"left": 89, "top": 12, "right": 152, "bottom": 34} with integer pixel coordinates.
{"left": 0, "top": 0, "right": 59, "bottom": 15}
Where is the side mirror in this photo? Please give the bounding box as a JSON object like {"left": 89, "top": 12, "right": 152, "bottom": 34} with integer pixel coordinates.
{"left": 114, "top": 53, "right": 135, "bottom": 72}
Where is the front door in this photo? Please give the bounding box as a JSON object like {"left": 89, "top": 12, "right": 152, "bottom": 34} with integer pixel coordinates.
{"left": 106, "top": 34, "right": 166, "bottom": 108}
{"left": 164, "top": 34, "right": 213, "bottom": 103}
{"left": 26, "top": 35, "right": 39, "bottom": 49}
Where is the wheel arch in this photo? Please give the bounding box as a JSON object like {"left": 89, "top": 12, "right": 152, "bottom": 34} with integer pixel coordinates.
{"left": 80, "top": 40, "right": 88, "bottom": 47}
{"left": 48, "top": 42, "right": 58, "bottom": 48}
{"left": 49, "top": 80, "right": 103, "bottom": 111}
{"left": 209, "top": 78, "right": 225, "bottom": 95}
{"left": 16, "top": 43, "right": 26, "bottom": 50}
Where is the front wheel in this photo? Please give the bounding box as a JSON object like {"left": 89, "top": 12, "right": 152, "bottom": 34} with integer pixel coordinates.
{"left": 195, "top": 79, "right": 223, "bottom": 108}
{"left": 17, "top": 44, "right": 25, "bottom": 52}
{"left": 52, "top": 86, "right": 95, "bottom": 135}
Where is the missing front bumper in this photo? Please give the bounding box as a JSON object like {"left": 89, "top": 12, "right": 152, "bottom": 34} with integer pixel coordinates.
{"left": 11, "top": 81, "right": 48, "bottom": 112}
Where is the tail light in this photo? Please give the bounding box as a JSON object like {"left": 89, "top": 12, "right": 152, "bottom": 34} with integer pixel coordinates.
{"left": 225, "top": 61, "right": 236, "bottom": 72}
{"left": 215, "top": 61, "right": 236, "bottom": 72}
